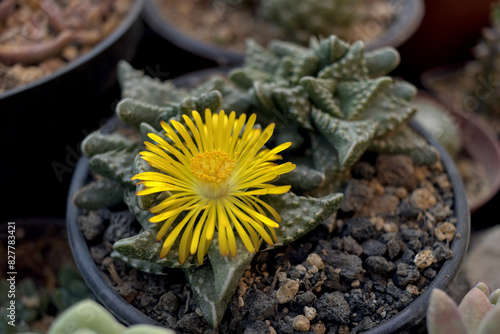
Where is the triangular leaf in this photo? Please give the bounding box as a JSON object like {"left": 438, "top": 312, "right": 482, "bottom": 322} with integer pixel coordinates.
{"left": 185, "top": 236, "right": 255, "bottom": 328}
{"left": 312, "top": 109, "right": 378, "bottom": 166}
{"left": 310, "top": 35, "right": 349, "bottom": 69}
{"left": 365, "top": 47, "right": 400, "bottom": 78}
{"left": 368, "top": 126, "right": 440, "bottom": 166}
{"left": 275, "top": 162, "right": 325, "bottom": 192}
{"left": 273, "top": 86, "right": 314, "bottom": 130}
{"left": 244, "top": 39, "right": 280, "bottom": 73}
{"left": 300, "top": 76, "right": 343, "bottom": 118}
{"left": 208, "top": 237, "right": 256, "bottom": 299}
{"left": 112, "top": 224, "right": 199, "bottom": 269}
{"left": 263, "top": 192, "right": 343, "bottom": 249}
{"left": 88, "top": 149, "right": 138, "bottom": 187}
{"left": 116, "top": 98, "right": 173, "bottom": 130}
{"left": 81, "top": 131, "right": 136, "bottom": 158}
{"left": 317, "top": 41, "right": 368, "bottom": 82}
{"left": 73, "top": 179, "right": 124, "bottom": 210}
{"left": 360, "top": 92, "right": 416, "bottom": 137}
{"left": 336, "top": 77, "right": 392, "bottom": 120}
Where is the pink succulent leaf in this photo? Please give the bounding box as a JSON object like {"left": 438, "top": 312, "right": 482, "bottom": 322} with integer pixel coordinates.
{"left": 476, "top": 304, "right": 500, "bottom": 334}
{"left": 427, "top": 289, "right": 469, "bottom": 334}
{"left": 458, "top": 287, "right": 495, "bottom": 333}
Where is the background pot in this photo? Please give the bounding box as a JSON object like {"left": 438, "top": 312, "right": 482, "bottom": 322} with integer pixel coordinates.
{"left": 413, "top": 91, "right": 500, "bottom": 214}
{"left": 1, "top": 0, "right": 145, "bottom": 221}
{"left": 141, "top": 0, "right": 424, "bottom": 67}
{"left": 420, "top": 64, "right": 500, "bottom": 225}
{"left": 66, "top": 83, "right": 470, "bottom": 332}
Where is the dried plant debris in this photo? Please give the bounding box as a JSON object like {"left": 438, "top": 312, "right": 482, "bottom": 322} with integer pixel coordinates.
{"left": 79, "top": 153, "right": 457, "bottom": 333}
{"left": 0, "top": 0, "right": 132, "bottom": 93}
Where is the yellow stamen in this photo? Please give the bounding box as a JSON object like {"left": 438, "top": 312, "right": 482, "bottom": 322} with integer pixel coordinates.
{"left": 190, "top": 149, "right": 237, "bottom": 185}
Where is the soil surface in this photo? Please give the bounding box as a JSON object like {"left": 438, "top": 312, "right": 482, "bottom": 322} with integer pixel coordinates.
{"left": 154, "top": 0, "right": 393, "bottom": 54}
{"left": 0, "top": 0, "right": 132, "bottom": 93}
{"left": 78, "top": 152, "right": 458, "bottom": 334}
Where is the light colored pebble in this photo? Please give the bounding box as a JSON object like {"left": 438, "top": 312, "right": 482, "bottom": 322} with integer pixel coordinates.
{"left": 434, "top": 222, "right": 456, "bottom": 242}
{"left": 410, "top": 188, "right": 437, "bottom": 210}
{"left": 304, "top": 306, "right": 317, "bottom": 320}
{"left": 293, "top": 315, "right": 310, "bottom": 331}
{"left": 406, "top": 284, "right": 420, "bottom": 295}
{"left": 415, "top": 249, "right": 435, "bottom": 268}
{"left": 306, "top": 253, "right": 325, "bottom": 270}
{"left": 312, "top": 322, "right": 326, "bottom": 334}
{"left": 276, "top": 280, "right": 300, "bottom": 304}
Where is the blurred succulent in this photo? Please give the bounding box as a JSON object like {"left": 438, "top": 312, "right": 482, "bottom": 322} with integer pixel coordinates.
{"left": 258, "top": 0, "right": 363, "bottom": 43}
{"left": 74, "top": 34, "right": 440, "bottom": 328}
{"left": 0, "top": 278, "right": 48, "bottom": 334}
{"left": 462, "top": 0, "right": 500, "bottom": 133}
{"left": 0, "top": 264, "right": 94, "bottom": 333}
{"left": 411, "top": 96, "right": 462, "bottom": 158}
{"left": 51, "top": 264, "right": 95, "bottom": 313}
{"left": 19, "top": 299, "right": 175, "bottom": 334}
{"left": 427, "top": 282, "right": 500, "bottom": 334}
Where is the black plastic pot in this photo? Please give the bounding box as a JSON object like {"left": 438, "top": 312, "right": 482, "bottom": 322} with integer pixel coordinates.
{"left": 66, "top": 119, "right": 470, "bottom": 332}
{"left": 2, "top": 0, "right": 145, "bottom": 221}
{"left": 142, "top": 0, "right": 425, "bottom": 66}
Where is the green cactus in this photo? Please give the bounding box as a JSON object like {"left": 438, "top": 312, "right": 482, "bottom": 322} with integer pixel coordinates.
{"left": 74, "top": 34, "right": 440, "bottom": 328}
{"left": 427, "top": 282, "right": 500, "bottom": 334}
{"left": 258, "top": 0, "right": 363, "bottom": 44}
{"left": 21, "top": 299, "right": 176, "bottom": 334}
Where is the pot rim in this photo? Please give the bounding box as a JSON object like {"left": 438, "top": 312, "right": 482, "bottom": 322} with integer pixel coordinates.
{"left": 141, "top": 0, "right": 424, "bottom": 66}
{"left": 66, "top": 84, "right": 470, "bottom": 333}
{"left": 0, "top": 0, "right": 146, "bottom": 101}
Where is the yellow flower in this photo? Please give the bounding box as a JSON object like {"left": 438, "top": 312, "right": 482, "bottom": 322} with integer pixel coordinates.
{"left": 132, "top": 109, "right": 295, "bottom": 265}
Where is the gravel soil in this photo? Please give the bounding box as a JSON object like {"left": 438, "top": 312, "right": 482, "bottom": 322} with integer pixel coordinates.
{"left": 78, "top": 152, "right": 458, "bottom": 334}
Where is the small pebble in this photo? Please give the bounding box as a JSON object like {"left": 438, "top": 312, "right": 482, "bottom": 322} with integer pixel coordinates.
{"left": 434, "top": 222, "right": 456, "bottom": 242}
{"left": 304, "top": 306, "right": 317, "bottom": 320}
{"left": 276, "top": 280, "right": 299, "bottom": 304}
{"left": 294, "top": 265, "right": 307, "bottom": 276}
{"left": 293, "top": 315, "right": 310, "bottom": 331}
{"left": 312, "top": 322, "right": 326, "bottom": 334}
{"left": 406, "top": 284, "right": 420, "bottom": 295}
{"left": 277, "top": 271, "right": 287, "bottom": 282}
{"left": 306, "top": 253, "right": 325, "bottom": 270}
{"left": 410, "top": 188, "right": 437, "bottom": 210}
{"left": 395, "top": 187, "right": 408, "bottom": 199}
{"left": 414, "top": 249, "right": 435, "bottom": 268}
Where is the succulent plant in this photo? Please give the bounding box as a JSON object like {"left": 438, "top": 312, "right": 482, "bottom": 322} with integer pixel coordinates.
{"left": 411, "top": 97, "right": 463, "bottom": 158}
{"left": 74, "top": 34, "right": 439, "bottom": 328}
{"left": 228, "top": 35, "right": 439, "bottom": 194}
{"left": 427, "top": 282, "right": 500, "bottom": 334}
{"left": 462, "top": 0, "right": 500, "bottom": 132}
{"left": 257, "top": 0, "right": 363, "bottom": 43}
{"left": 19, "top": 299, "right": 175, "bottom": 334}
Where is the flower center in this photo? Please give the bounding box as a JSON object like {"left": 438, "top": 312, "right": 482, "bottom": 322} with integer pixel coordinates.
{"left": 190, "top": 149, "right": 237, "bottom": 185}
